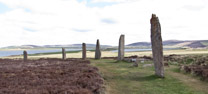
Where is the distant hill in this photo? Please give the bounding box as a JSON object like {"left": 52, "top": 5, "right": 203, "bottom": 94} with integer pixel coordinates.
{"left": 162, "top": 40, "right": 186, "bottom": 46}
{"left": 186, "top": 41, "right": 207, "bottom": 48}
{"left": 127, "top": 40, "right": 208, "bottom": 48}
{"left": 4, "top": 45, "right": 42, "bottom": 49}
{"left": 2, "top": 44, "right": 112, "bottom": 49}
{"left": 2, "top": 40, "right": 208, "bottom": 49}
{"left": 127, "top": 42, "right": 151, "bottom": 47}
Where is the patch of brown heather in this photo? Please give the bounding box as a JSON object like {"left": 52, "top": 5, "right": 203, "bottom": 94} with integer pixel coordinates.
{"left": 0, "top": 58, "right": 104, "bottom": 94}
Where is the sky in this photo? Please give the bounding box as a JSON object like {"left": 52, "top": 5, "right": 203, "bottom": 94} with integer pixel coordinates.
{"left": 0, "top": 0, "right": 208, "bottom": 47}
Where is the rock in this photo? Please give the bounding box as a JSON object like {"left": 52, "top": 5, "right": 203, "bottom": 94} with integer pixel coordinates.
{"left": 132, "top": 62, "right": 138, "bottom": 67}
{"left": 143, "top": 64, "right": 154, "bottom": 67}
{"left": 62, "top": 48, "right": 66, "bottom": 60}
{"left": 95, "top": 39, "right": 101, "bottom": 59}
{"left": 124, "top": 55, "right": 138, "bottom": 62}
{"left": 150, "top": 14, "right": 164, "bottom": 77}
{"left": 23, "top": 50, "right": 27, "bottom": 61}
{"left": 131, "top": 59, "right": 137, "bottom": 62}
{"left": 128, "top": 61, "right": 138, "bottom": 68}
{"left": 124, "top": 58, "right": 138, "bottom": 63}
{"left": 82, "top": 43, "right": 86, "bottom": 60}
{"left": 118, "top": 35, "right": 125, "bottom": 61}
{"left": 140, "top": 60, "right": 144, "bottom": 63}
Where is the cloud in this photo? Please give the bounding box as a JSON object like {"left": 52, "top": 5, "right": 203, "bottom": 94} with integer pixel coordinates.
{"left": 23, "top": 27, "right": 37, "bottom": 32}
{"left": 101, "top": 18, "right": 116, "bottom": 24}
{"left": 91, "top": 0, "right": 137, "bottom": 3}
{"left": 72, "top": 28, "right": 92, "bottom": 32}
{"left": 0, "top": 0, "right": 208, "bottom": 47}
{"left": 77, "top": 0, "right": 118, "bottom": 8}
{"left": 86, "top": 2, "right": 118, "bottom": 8}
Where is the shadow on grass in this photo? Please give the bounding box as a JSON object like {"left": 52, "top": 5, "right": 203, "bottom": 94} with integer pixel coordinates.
{"left": 113, "top": 60, "right": 129, "bottom": 63}
{"left": 113, "top": 61, "right": 120, "bottom": 63}
{"left": 130, "top": 75, "right": 164, "bottom": 81}
{"left": 170, "top": 67, "right": 180, "bottom": 73}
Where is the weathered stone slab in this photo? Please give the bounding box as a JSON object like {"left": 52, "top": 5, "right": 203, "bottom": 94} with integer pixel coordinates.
{"left": 95, "top": 39, "right": 101, "bottom": 59}
{"left": 23, "top": 50, "right": 27, "bottom": 61}
{"left": 62, "top": 48, "right": 66, "bottom": 60}
{"left": 118, "top": 35, "right": 125, "bottom": 61}
{"left": 82, "top": 43, "right": 86, "bottom": 60}
{"left": 150, "top": 14, "right": 164, "bottom": 77}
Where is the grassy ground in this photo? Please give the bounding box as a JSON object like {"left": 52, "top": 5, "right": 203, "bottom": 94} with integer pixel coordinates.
{"left": 90, "top": 59, "right": 208, "bottom": 94}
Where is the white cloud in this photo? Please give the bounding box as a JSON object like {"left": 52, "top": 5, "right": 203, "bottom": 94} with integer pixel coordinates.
{"left": 91, "top": 0, "right": 136, "bottom": 3}
{"left": 0, "top": 0, "right": 208, "bottom": 47}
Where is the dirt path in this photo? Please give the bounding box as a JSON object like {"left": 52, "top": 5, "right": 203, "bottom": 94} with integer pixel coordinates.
{"left": 167, "top": 66, "right": 208, "bottom": 94}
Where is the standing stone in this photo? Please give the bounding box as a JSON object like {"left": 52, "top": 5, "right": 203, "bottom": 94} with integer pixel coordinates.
{"left": 150, "top": 14, "right": 164, "bottom": 78}
{"left": 62, "top": 48, "right": 66, "bottom": 60}
{"left": 95, "top": 39, "right": 101, "bottom": 59}
{"left": 117, "top": 35, "right": 125, "bottom": 61}
{"left": 82, "top": 43, "right": 86, "bottom": 60}
{"left": 23, "top": 50, "right": 27, "bottom": 61}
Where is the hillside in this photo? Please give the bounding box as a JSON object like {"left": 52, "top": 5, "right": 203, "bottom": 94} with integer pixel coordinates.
{"left": 2, "top": 40, "right": 208, "bottom": 49}
{"left": 127, "top": 40, "right": 208, "bottom": 48}
{"left": 2, "top": 44, "right": 112, "bottom": 49}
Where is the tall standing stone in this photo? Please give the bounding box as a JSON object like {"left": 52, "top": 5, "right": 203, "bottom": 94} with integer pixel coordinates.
{"left": 62, "top": 48, "right": 66, "bottom": 60}
{"left": 82, "top": 43, "right": 86, "bottom": 60}
{"left": 23, "top": 50, "right": 27, "bottom": 61}
{"left": 118, "top": 35, "right": 125, "bottom": 61}
{"left": 150, "top": 14, "right": 164, "bottom": 78}
{"left": 95, "top": 39, "right": 101, "bottom": 59}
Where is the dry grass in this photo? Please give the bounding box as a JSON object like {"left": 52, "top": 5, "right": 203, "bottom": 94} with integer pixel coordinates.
{"left": 167, "top": 66, "right": 208, "bottom": 94}
{"left": 3, "top": 49, "right": 208, "bottom": 59}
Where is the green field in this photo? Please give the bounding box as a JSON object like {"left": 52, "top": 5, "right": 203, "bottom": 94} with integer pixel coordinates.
{"left": 91, "top": 59, "right": 208, "bottom": 94}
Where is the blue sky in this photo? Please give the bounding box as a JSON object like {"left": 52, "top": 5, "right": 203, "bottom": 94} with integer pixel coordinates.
{"left": 0, "top": 2, "right": 33, "bottom": 14}
{"left": 77, "top": 0, "right": 118, "bottom": 7}
{"left": 0, "top": 2, "right": 11, "bottom": 14}
{"left": 0, "top": 0, "right": 207, "bottom": 47}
